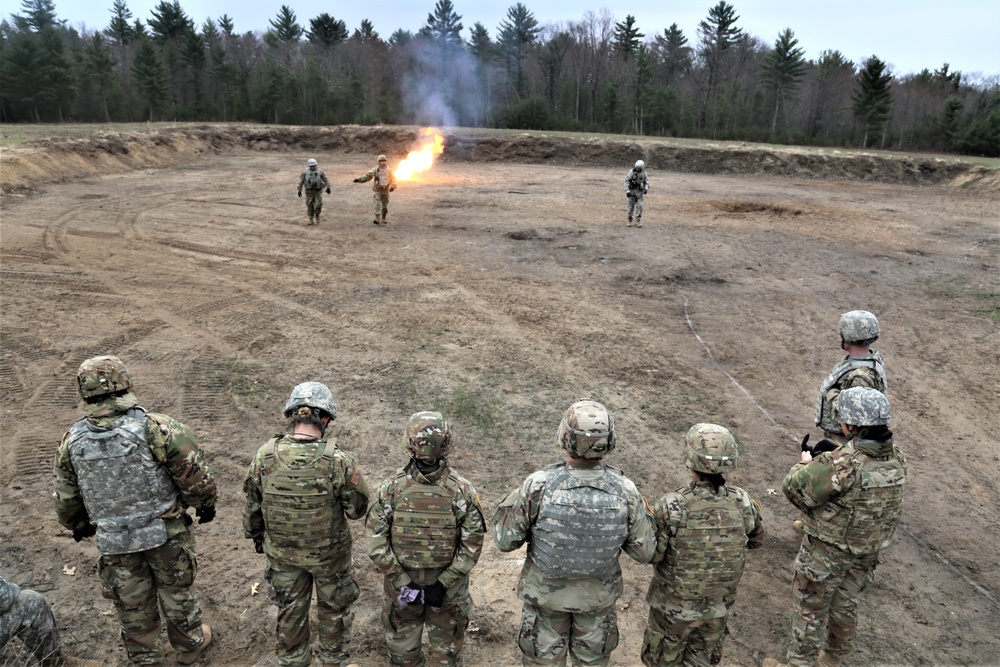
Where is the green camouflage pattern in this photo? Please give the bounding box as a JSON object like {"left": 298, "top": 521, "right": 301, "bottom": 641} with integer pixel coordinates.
{"left": 0, "top": 577, "right": 62, "bottom": 664}
{"left": 404, "top": 411, "right": 452, "bottom": 462}
{"left": 642, "top": 605, "right": 726, "bottom": 667}
{"left": 297, "top": 167, "right": 329, "bottom": 222}
{"left": 517, "top": 599, "right": 619, "bottom": 667}
{"left": 556, "top": 400, "right": 616, "bottom": 459}
{"left": 378, "top": 575, "right": 471, "bottom": 667}
{"left": 684, "top": 423, "right": 739, "bottom": 475}
{"left": 814, "top": 352, "right": 887, "bottom": 431}
{"left": 835, "top": 387, "right": 891, "bottom": 426}
{"left": 389, "top": 472, "right": 461, "bottom": 569}
{"left": 75, "top": 355, "right": 132, "bottom": 400}
{"left": 491, "top": 463, "right": 655, "bottom": 613}
{"left": 356, "top": 165, "right": 396, "bottom": 223}
{"left": 838, "top": 310, "right": 880, "bottom": 342}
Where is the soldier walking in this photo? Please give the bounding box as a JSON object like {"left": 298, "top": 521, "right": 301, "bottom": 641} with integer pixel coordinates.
{"left": 52, "top": 355, "right": 216, "bottom": 666}
{"left": 641, "top": 424, "right": 764, "bottom": 667}
{"left": 763, "top": 388, "right": 906, "bottom": 667}
{"left": 365, "top": 412, "right": 485, "bottom": 666}
{"left": 353, "top": 154, "right": 397, "bottom": 225}
{"left": 297, "top": 158, "right": 331, "bottom": 225}
{"left": 492, "top": 400, "right": 656, "bottom": 667}
{"left": 624, "top": 159, "right": 649, "bottom": 227}
{"left": 243, "top": 382, "right": 369, "bottom": 667}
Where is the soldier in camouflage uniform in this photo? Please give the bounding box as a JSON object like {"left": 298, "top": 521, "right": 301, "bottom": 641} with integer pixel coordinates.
{"left": 492, "top": 400, "right": 656, "bottom": 667}
{"left": 297, "top": 158, "right": 332, "bottom": 225}
{"left": 365, "top": 411, "right": 485, "bottom": 667}
{"left": 52, "top": 355, "right": 216, "bottom": 666}
{"left": 353, "top": 154, "right": 397, "bottom": 225}
{"left": 624, "top": 160, "right": 649, "bottom": 227}
{"left": 243, "top": 382, "right": 370, "bottom": 667}
{"left": 0, "top": 575, "right": 99, "bottom": 666}
{"left": 763, "top": 388, "right": 906, "bottom": 667}
{"left": 641, "top": 424, "right": 764, "bottom": 667}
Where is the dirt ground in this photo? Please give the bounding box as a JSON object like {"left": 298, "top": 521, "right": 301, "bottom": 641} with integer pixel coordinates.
{"left": 1, "top": 126, "right": 998, "bottom": 667}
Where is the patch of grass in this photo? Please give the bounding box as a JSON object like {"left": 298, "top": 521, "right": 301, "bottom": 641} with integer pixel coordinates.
{"left": 0, "top": 122, "right": 202, "bottom": 148}
{"left": 925, "top": 274, "right": 1000, "bottom": 320}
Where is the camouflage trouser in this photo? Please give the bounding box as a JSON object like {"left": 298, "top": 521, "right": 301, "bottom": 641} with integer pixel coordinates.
{"left": 627, "top": 193, "right": 644, "bottom": 222}
{"left": 380, "top": 576, "right": 471, "bottom": 667}
{"left": 786, "top": 536, "right": 877, "bottom": 667}
{"left": 97, "top": 525, "right": 206, "bottom": 665}
{"left": 372, "top": 190, "right": 390, "bottom": 223}
{"left": 266, "top": 559, "right": 359, "bottom": 667}
{"left": 305, "top": 189, "right": 323, "bottom": 219}
{"left": 641, "top": 607, "right": 726, "bottom": 667}
{"left": 517, "top": 600, "right": 619, "bottom": 667}
{"left": 0, "top": 581, "right": 61, "bottom": 662}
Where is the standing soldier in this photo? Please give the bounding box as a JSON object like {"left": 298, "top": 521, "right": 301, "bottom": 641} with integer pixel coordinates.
{"left": 353, "top": 154, "right": 397, "bottom": 225}
{"left": 492, "top": 400, "right": 656, "bottom": 667}
{"left": 297, "top": 158, "right": 331, "bottom": 225}
{"left": 52, "top": 355, "right": 216, "bottom": 666}
{"left": 641, "top": 424, "right": 764, "bottom": 667}
{"left": 624, "top": 159, "right": 649, "bottom": 227}
{"left": 243, "top": 382, "right": 369, "bottom": 667}
{"left": 365, "top": 411, "right": 485, "bottom": 667}
{"left": 763, "top": 388, "right": 905, "bottom": 667}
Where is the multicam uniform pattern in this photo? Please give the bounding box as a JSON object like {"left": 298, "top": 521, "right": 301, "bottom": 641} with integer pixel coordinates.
{"left": 780, "top": 438, "right": 906, "bottom": 667}
{"left": 814, "top": 351, "right": 887, "bottom": 443}
{"left": 0, "top": 576, "right": 61, "bottom": 663}
{"left": 365, "top": 460, "right": 485, "bottom": 667}
{"left": 355, "top": 164, "right": 397, "bottom": 224}
{"left": 492, "top": 462, "right": 656, "bottom": 667}
{"left": 242, "top": 434, "right": 369, "bottom": 667}
{"left": 52, "top": 403, "right": 216, "bottom": 666}
{"left": 642, "top": 481, "right": 764, "bottom": 667}
{"left": 298, "top": 167, "right": 331, "bottom": 223}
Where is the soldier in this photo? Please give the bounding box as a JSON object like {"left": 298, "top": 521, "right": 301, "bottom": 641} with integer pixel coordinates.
{"left": 624, "top": 159, "right": 649, "bottom": 227}
{"left": 52, "top": 355, "right": 216, "bottom": 666}
{"left": 353, "top": 154, "right": 397, "bottom": 225}
{"left": 641, "top": 424, "right": 765, "bottom": 667}
{"left": 365, "top": 411, "right": 485, "bottom": 667}
{"left": 297, "top": 158, "right": 332, "bottom": 225}
{"left": 242, "top": 382, "right": 369, "bottom": 667}
{"left": 763, "top": 388, "right": 906, "bottom": 667}
{"left": 0, "top": 575, "right": 99, "bottom": 666}
{"left": 492, "top": 400, "right": 656, "bottom": 667}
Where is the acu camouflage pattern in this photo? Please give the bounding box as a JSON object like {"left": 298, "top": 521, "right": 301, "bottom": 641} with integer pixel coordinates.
{"left": 529, "top": 463, "right": 629, "bottom": 579}
{"left": 835, "top": 387, "right": 891, "bottom": 426}
{"left": 838, "top": 310, "right": 880, "bottom": 342}
{"left": 814, "top": 351, "right": 887, "bottom": 432}
{"left": 75, "top": 355, "right": 132, "bottom": 400}
{"left": 0, "top": 577, "right": 61, "bottom": 664}
{"left": 283, "top": 381, "right": 337, "bottom": 419}
{"left": 518, "top": 600, "right": 620, "bottom": 667}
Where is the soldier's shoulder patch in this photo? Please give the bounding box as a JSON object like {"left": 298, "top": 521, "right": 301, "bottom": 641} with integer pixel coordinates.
{"left": 351, "top": 466, "right": 362, "bottom": 486}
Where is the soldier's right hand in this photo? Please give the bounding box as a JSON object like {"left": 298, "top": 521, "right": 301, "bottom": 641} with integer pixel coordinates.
{"left": 253, "top": 539, "right": 264, "bottom": 554}
{"left": 353, "top": 178, "right": 361, "bottom": 183}
{"left": 73, "top": 524, "right": 96, "bottom": 542}
{"left": 297, "top": 191, "right": 302, "bottom": 198}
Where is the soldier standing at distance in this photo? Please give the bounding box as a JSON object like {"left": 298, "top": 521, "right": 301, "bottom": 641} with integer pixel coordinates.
{"left": 52, "top": 355, "right": 216, "bottom": 666}
{"left": 492, "top": 400, "right": 656, "bottom": 667}
{"left": 641, "top": 424, "right": 764, "bottom": 667}
{"left": 243, "top": 382, "right": 369, "bottom": 667}
{"left": 353, "top": 154, "right": 397, "bottom": 225}
{"left": 763, "top": 388, "right": 906, "bottom": 667}
{"left": 365, "top": 412, "right": 485, "bottom": 667}
{"left": 297, "top": 158, "right": 331, "bottom": 225}
{"left": 624, "top": 159, "right": 649, "bottom": 227}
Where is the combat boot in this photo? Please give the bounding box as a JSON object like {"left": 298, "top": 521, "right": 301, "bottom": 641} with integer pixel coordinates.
{"left": 177, "top": 624, "right": 212, "bottom": 665}
{"left": 635, "top": 217, "right": 642, "bottom": 227}
{"left": 815, "top": 651, "right": 840, "bottom": 667}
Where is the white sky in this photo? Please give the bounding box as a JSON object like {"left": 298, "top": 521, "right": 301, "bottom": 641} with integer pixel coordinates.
{"left": 18, "top": 0, "right": 1000, "bottom": 78}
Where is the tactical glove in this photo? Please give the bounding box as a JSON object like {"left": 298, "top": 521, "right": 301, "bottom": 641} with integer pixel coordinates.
{"left": 353, "top": 178, "right": 361, "bottom": 183}
{"left": 196, "top": 506, "right": 216, "bottom": 524}
{"left": 389, "top": 184, "right": 396, "bottom": 192}
{"left": 396, "top": 584, "right": 423, "bottom": 609}
{"left": 73, "top": 524, "right": 96, "bottom": 542}
{"left": 799, "top": 434, "right": 811, "bottom": 453}
{"left": 253, "top": 539, "right": 264, "bottom": 554}
{"left": 423, "top": 581, "right": 447, "bottom": 607}
{"left": 325, "top": 187, "right": 331, "bottom": 194}
{"left": 297, "top": 191, "right": 302, "bottom": 198}
{"left": 813, "top": 439, "right": 839, "bottom": 454}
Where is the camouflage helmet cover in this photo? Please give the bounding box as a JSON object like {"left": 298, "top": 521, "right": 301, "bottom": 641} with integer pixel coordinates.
{"left": 557, "top": 400, "right": 616, "bottom": 459}
{"left": 283, "top": 381, "right": 337, "bottom": 420}
{"left": 307, "top": 158, "right": 318, "bottom": 167}
{"left": 377, "top": 154, "right": 388, "bottom": 162}
{"left": 685, "top": 423, "right": 739, "bottom": 474}
{"left": 76, "top": 355, "right": 133, "bottom": 400}
{"left": 839, "top": 310, "right": 880, "bottom": 342}
{"left": 836, "top": 387, "right": 891, "bottom": 426}
{"left": 405, "top": 411, "right": 452, "bottom": 462}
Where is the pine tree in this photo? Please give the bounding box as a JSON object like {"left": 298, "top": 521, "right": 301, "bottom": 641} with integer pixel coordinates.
{"left": 421, "top": 0, "right": 463, "bottom": 47}
{"left": 761, "top": 28, "right": 806, "bottom": 134}
{"left": 613, "top": 14, "right": 643, "bottom": 60}
{"left": 306, "top": 13, "right": 347, "bottom": 47}
{"left": 266, "top": 5, "right": 303, "bottom": 44}
{"left": 84, "top": 31, "right": 116, "bottom": 120}
{"left": 13, "top": 0, "right": 59, "bottom": 32}
{"left": 497, "top": 3, "right": 540, "bottom": 99}
{"left": 853, "top": 55, "right": 893, "bottom": 147}
{"left": 132, "top": 38, "right": 169, "bottom": 120}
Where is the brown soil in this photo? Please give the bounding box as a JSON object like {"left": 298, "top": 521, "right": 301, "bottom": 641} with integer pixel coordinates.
{"left": 1, "top": 125, "right": 998, "bottom": 667}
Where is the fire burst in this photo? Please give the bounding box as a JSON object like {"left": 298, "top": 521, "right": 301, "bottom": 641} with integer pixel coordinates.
{"left": 394, "top": 127, "right": 445, "bottom": 181}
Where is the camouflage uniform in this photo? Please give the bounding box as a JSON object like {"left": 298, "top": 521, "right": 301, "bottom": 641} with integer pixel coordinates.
{"left": 641, "top": 481, "right": 764, "bottom": 667}
{"left": 779, "top": 437, "right": 905, "bottom": 667}
{"left": 298, "top": 164, "right": 331, "bottom": 224}
{"left": 243, "top": 434, "right": 369, "bottom": 667}
{"left": 624, "top": 165, "right": 649, "bottom": 226}
{"left": 814, "top": 353, "right": 887, "bottom": 445}
{"left": 53, "top": 391, "right": 216, "bottom": 666}
{"left": 365, "top": 459, "right": 485, "bottom": 666}
{"left": 492, "top": 462, "right": 656, "bottom": 666}
{"left": 354, "top": 158, "right": 397, "bottom": 225}
{"left": 0, "top": 576, "right": 60, "bottom": 663}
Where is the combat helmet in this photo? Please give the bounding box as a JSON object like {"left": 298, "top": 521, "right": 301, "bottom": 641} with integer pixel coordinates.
{"left": 377, "top": 154, "right": 387, "bottom": 162}
{"left": 634, "top": 160, "right": 645, "bottom": 170}
{"left": 307, "top": 158, "right": 317, "bottom": 167}
{"left": 557, "top": 400, "right": 616, "bottom": 459}
{"left": 839, "top": 310, "right": 880, "bottom": 343}
{"left": 405, "top": 411, "right": 452, "bottom": 463}
{"left": 76, "top": 355, "right": 133, "bottom": 401}
{"left": 836, "top": 387, "right": 891, "bottom": 426}
{"left": 283, "top": 382, "right": 337, "bottom": 424}
{"left": 685, "top": 423, "right": 739, "bottom": 474}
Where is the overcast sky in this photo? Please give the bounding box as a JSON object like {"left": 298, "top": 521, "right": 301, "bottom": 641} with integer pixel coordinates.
{"left": 17, "top": 0, "right": 1000, "bottom": 79}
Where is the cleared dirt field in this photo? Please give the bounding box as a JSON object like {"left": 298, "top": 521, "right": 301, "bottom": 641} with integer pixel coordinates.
{"left": 1, "top": 126, "right": 998, "bottom": 666}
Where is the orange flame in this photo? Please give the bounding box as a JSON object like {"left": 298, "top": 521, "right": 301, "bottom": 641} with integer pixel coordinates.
{"left": 394, "top": 127, "right": 445, "bottom": 181}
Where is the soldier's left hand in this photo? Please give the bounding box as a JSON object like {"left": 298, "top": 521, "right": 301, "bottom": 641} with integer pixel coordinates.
{"left": 423, "top": 581, "right": 446, "bottom": 607}
{"left": 196, "top": 506, "right": 216, "bottom": 524}
{"left": 325, "top": 187, "right": 331, "bottom": 194}
{"left": 72, "top": 524, "right": 97, "bottom": 542}
{"left": 389, "top": 184, "right": 396, "bottom": 192}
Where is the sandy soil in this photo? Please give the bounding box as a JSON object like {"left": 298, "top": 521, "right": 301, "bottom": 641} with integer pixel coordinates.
{"left": 1, "top": 127, "right": 998, "bottom": 666}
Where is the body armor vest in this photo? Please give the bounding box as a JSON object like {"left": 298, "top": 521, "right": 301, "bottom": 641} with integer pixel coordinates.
{"left": 529, "top": 463, "right": 629, "bottom": 579}
{"left": 67, "top": 408, "right": 178, "bottom": 555}
{"left": 655, "top": 486, "right": 748, "bottom": 600}
{"left": 390, "top": 470, "right": 460, "bottom": 570}
{"left": 803, "top": 442, "right": 905, "bottom": 554}
{"left": 303, "top": 169, "right": 323, "bottom": 190}
{"left": 374, "top": 167, "right": 391, "bottom": 190}
{"left": 260, "top": 437, "right": 348, "bottom": 557}
{"left": 815, "top": 353, "right": 887, "bottom": 431}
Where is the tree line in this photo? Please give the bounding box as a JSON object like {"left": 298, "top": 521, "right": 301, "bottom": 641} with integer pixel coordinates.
{"left": 2, "top": 0, "right": 998, "bottom": 156}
